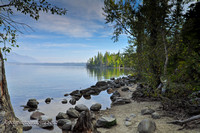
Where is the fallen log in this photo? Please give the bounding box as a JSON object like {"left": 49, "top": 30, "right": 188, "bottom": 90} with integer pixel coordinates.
{"left": 168, "top": 114, "right": 200, "bottom": 125}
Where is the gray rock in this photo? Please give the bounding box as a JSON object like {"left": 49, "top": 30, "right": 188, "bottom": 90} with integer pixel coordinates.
{"left": 141, "top": 108, "right": 155, "bottom": 115}
{"left": 62, "top": 121, "right": 72, "bottom": 131}
{"left": 96, "top": 116, "right": 117, "bottom": 128}
{"left": 62, "top": 99, "right": 68, "bottom": 104}
{"left": 151, "top": 112, "right": 161, "bottom": 119}
{"left": 96, "top": 81, "right": 107, "bottom": 87}
{"left": 70, "top": 90, "right": 82, "bottom": 97}
{"left": 75, "top": 104, "right": 89, "bottom": 112}
{"left": 57, "top": 119, "right": 71, "bottom": 126}
{"left": 23, "top": 126, "right": 32, "bottom": 131}
{"left": 45, "top": 98, "right": 51, "bottom": 104}
{"left": 83, "top": 94, "right": 91, "bottom": 100}
{"left": 69, "top": 98, "right": 76, "bottom": 105}
{"left": 138, "top": 119, "right": 156, "bottom": 133}
{"left": 110, "top": 91, "right": 121, "bottom": 101}
{"left": 26, "top": 99, "right": 39, "bottom": 108}
{"left": 90, "top": 103, "right": 102, "bottom": 111}
{"left": 124, "top": 121, "right": 132, "bottom": 126}
{"left": 30, "top": 111, "right": 45, "bottom": 120}
{"left": 112, "top": 97, "right": 131, "bottom": 105}
{"left": 64, "top": 93, "right": 69, "bottom": 96}
{"left": 56, "top": 112, "right": 68, "bottom": 120}
{"left": 130, "top": 113, "right": 136, "bottom": 118}
{"left": 67, "top": 108, "right": 79, "bottom": 118}
{"left": 107, "top": 88, "right": 113, "bottom": 94}
{"left": 121, "top": 87, "right": 130, "bottom": 91}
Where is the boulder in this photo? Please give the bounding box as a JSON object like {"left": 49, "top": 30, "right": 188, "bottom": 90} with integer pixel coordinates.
{"left": 26, "top": 99, "right": 39, "bottom": 108}
{"left": 138, "top": 119, "right": 156, "bottom": 133}
{"left": 62, "top": 99, "right": 68, "bottom": 104}
{"left": 141, "top": 108, "right": 155, "bottom": 115}
{"left": 45, "top": 98, "right": 51, "bottom": 104}
{"left": 96, "top": 81, "right": 107, "bottom": 87}
{"left": 90, "top": 103, "right": 102, "bottom": 111}
{"left": 96, "top": 116, "right": 117, "bottom": 128}
{"left": 69, "top": 98, "right": 76, "bottom": 105}
{"left": 67, "top": 108, "right": 79, "bottom": 118}
{"left": 30, "top": 111, "right": 45, "bottom": 120}
{"left": 62, "top": 121, "right": 72, "bottom": 131}
{"left": 110, "top": 77, "right": 115, "bottom": 80}
{"left": 56, "top": 112, "right": 68, "bottom": 120}
{"left": 107, "top": 88, "right": 113, "bottom": 94}
{"left": 83, "top": 94, "right": 91, "bottom": 100}
{"left": 112, "top": 97, "right": 131, "bottom": 105}
{"left": 57, "top": 119, "right": 71, "bottom": 126}
{"left": 23, "top": 126, "right": 32, "bottom": 131}
{"left": 75, "top": 104, "right": 89, "bottom": 112}
{"left": 110, "top": 91, "right": 121, "bottom": 101}
{"left": 38, "top": 115, "right": 52, "bottom": 123}
{"left": 121, "top": 87, "right": 130, "bottom": 92}
{"left": 151, "top": 112, "right": 161, "bottom": 119}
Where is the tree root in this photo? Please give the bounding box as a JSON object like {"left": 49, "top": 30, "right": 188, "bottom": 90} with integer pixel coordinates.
{"left": 168, "top": 114, "right": 200, "bottom": 125}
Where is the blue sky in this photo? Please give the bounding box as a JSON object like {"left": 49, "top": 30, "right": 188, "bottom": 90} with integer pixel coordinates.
{"left": 9, "top": 0, "right": 129, "bottom": 63}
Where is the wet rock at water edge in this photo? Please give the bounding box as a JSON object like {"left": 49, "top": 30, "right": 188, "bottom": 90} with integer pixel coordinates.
{"left": 56, "top": 112, "right": 69, "bottom": 120}
{"left": 138, "top": 119, "right": 156, "bottom": 133}
{"left": 67, "top": 108, "right": 79, "bottom": 118}
{"left": 57, "top": 119, "right": 71, "bottom": 126}
{"left": 23, "top": 126, "right": 32, "bottom": 131}
{"left": 110, "top": 77, "right": 115, "bottom": 80}
{"left": 38, "top": 115, "right": 54, "bottom": 129}
{"left": 64, "top": 93, "right": 69, "bottom": 96}
{"left": 107, "top": 88, "right": 113, "bottom": 94}
{"left": 30, "top": 111, "right": 45, "bottom": 120}
{"left": 83, "top": 94, "right": 91, "bottom": 100}
{"left": 26, "top": 99, "right": 39, "bottom": 108}
{"left": 90, "top": 103, "right": 102, "bottom": 111}
{"left": 45, "top": 98, "right": 51, "bottom": 104}
{"left": 69, "top": 98, "right": 76, "bottom": 105}
{"left": 96, "top": 81, "right": 107, "bottom": 87}
{"left": 141, "top": 108, "right": 155, "bottom": 115}
{"left": 110, "top": 91, "right": 121, "bottom": 101}
{"left": 70, "top": 90, "right": 82, "bottom": 97}
{"left": 96, "top": 116, "right": 117, "bottom": 128}
{"left": 75, "top": 104, "right": 89, "bottom": 112}
{"left": 62, "top": 121, "right": 72, "bottom": 131}
{"left": 61, "top": 99, "right": 68, "bottom": 104}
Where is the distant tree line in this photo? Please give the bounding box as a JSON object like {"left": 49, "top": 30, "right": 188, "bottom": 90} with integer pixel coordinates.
{"left": 87, "top": 48, "right": 136, "bottom": 68}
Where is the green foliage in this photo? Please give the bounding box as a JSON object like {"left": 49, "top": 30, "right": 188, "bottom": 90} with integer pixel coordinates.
{"left": 0, "top": 0, "right": 67, "bottom": 53}
{"left": 103, "top": 0, "right": 200, "bottom": 98}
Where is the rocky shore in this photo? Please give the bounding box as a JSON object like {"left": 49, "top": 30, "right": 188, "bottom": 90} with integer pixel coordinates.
{"left": 21, "top": 76, "right": 200, "bottom": 133}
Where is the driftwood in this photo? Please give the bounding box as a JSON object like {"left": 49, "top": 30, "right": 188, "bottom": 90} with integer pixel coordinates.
{"left": 168, "top": 114, "right": 200, "bottom": 125}
{"left": 72, "top": 110, "right": 99, "bottom": 133}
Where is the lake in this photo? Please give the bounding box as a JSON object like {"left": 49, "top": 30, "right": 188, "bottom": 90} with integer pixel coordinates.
{"left": 5, "top": 63, "right": 130, "bottom": 132}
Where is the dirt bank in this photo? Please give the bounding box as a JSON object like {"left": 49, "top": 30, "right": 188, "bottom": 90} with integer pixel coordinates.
{"left": 96, "top": 84, "right": 200, "bottom": 133}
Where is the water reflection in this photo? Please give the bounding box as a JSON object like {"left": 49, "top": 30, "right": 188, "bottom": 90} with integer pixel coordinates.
{"left": 87, "top": 67, "right": 130, "bottom": 81}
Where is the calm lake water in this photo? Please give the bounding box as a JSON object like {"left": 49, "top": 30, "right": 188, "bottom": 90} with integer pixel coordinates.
{"left": 5, "top": 63, "right": 130, "bottom": 133}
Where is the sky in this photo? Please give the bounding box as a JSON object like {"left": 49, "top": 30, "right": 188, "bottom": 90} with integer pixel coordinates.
{"left": 7, "top": 0, "right": 129, "bottom": 63}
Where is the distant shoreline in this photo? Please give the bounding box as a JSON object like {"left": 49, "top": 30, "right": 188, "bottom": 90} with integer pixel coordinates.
{"left": 5, "top": 62, "right": 87, "bottom": 66}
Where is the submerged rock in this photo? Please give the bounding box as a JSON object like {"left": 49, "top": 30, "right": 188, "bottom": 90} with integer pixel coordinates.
{"left": 96, "top": 116, "right": 117, "bottom": 128}
{"left": 90, "top": 103, "right": 102, "bottom": 111}
{"left": 138, "top": 119, "right": 156, "bottom": 133}
{"left": 30, "top": 111, "right": 45, "bottom": 120}
{"left": 23, "top": 126, "right": 32, "bottom": 131}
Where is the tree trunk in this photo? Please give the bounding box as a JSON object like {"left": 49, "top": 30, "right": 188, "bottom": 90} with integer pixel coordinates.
{"left": 0, "top": 50, "right": 22, "bottom": 133}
